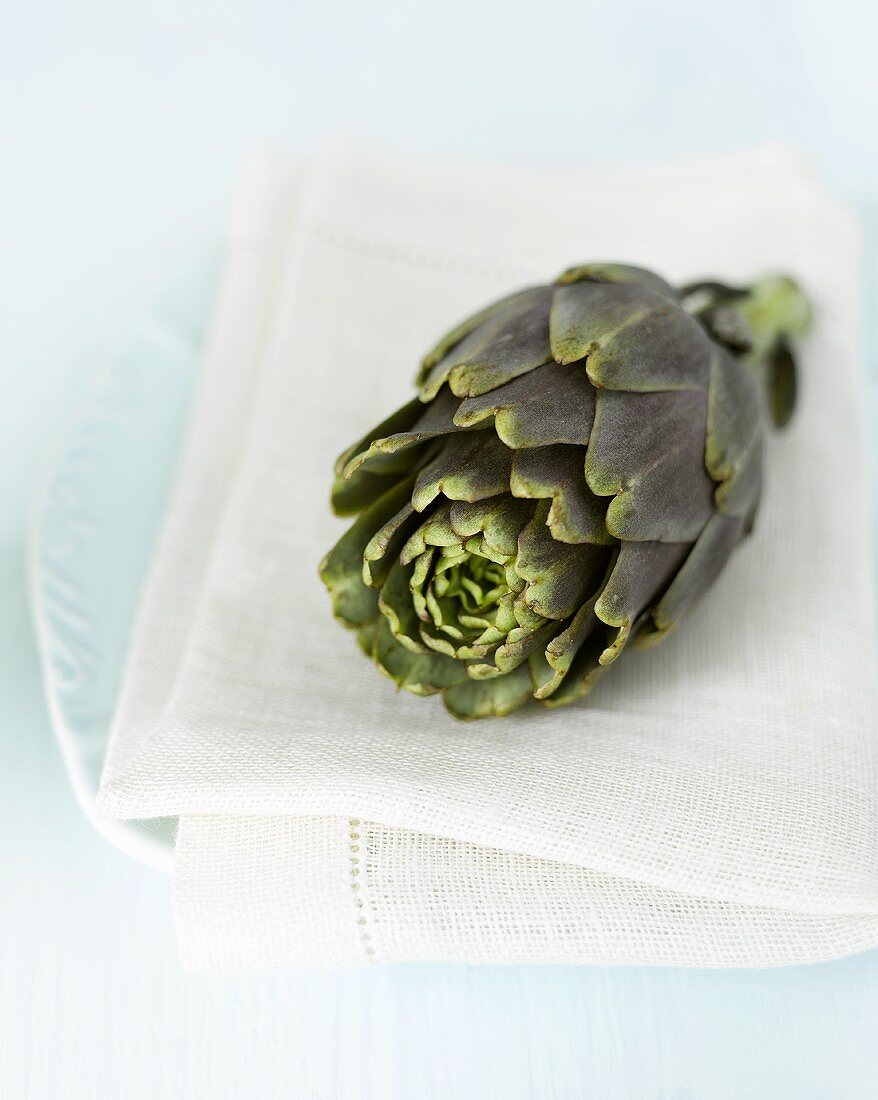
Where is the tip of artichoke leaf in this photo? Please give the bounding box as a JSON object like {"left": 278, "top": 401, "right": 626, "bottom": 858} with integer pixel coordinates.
{"left": 333, "top": 441, "right": 361, "bottom": 478}
{"left": 466, "top": 663, "right": 503, "bottom": 680}
{"left": 509, "top": 480, "right": 533, "bottom": 504}
{"left": 594, "top": 581, "right": 625, "bottom": 624}
{"left": 448, "top": 361, "right": 530, "bottom": 399}
{"left": 441, "top": 692, "right": 528, "bottom": 721}
{"left": 397, "top": 628, "right": 429, "bottom": 652}
{"left": 451, "top": 403, "right": 491, "bottom": 429}
{"left": 460, "top": 637, "right": 502, "bottom": 659}
{"left": 553, "top": 343, "right": 592, "bottom": 367}
{"left": 362, "top": 536, "right": 384, "bottom": 566}
{"left": 604, "top": 495, "right": 636, "bottom": 540}
{"left": 521, "top": 591, "right": 551, "bottom": 619}
{"left": 341, "top": 439, "right": 395, "bottom": 480}
{"left": 539, "top": 675, "right": 601, "bottom": 708}
{"left": 420, "top": 625, "right": 458, "bottom": 656}
{"left": 340, "top": 455, "right": 367, "bottom": 481}
{"left": 399, "top": 529, "right": 428, "bottom": 565}
{"left": 412, "top": 478, "right": 456, "bottom": 511}
{"left": 533, "top": 670, "right": 564, "bottom": 700}
{"left": 554, "top": 264, "right": 630, "bottom": 288}
{"left": 555, "top": 263, "right": 639, "bottom": 287}
{"left": 417, "top": 370, "right": 452, "bottom": 403}
{"left": 554, "top": 266, "right": 586, "bottom": 286}
{"left": 363, "top": 529, "right": 405, "bottom": 580}
{"left": 447, "top": 365, "right": 480, "bottom": 398}
{"left": 544, "top": 503, "right": 571, "bottom": 544}
{"left": 419, "top": 346, "right": 451, "bottom": 375}
{"left": 598, "top": 628, "right": 629, "bottom": 666}
{"left": 375, "top": 660, "right": 437, "bottom": 697}
{"left": 492, "top": 417, "right": 522, "bottom": 449}
{"left": 377, "top": 598, "right": 427, "bottom": 655}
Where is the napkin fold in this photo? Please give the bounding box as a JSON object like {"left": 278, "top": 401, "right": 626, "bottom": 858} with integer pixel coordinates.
{"left": 98, "top": 141, "right": 878, "bottom": 973}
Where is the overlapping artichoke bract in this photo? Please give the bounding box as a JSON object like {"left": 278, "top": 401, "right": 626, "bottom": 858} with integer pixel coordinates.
{"left": 320, "top": 263, "right": 810, "bottom": 719}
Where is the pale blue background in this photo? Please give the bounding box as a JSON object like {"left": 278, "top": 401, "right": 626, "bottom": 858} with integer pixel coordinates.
{"left": 2, "top": 2, "right": 878, "bottom": 1097}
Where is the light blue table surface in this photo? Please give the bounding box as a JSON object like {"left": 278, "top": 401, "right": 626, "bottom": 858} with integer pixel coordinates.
{"left": 2, "top": 3, "right": 878, "bottom": 1097}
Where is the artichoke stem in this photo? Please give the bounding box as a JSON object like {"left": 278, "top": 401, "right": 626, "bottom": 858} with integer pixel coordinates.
{"left": 686, "top": 275, "right": 812, "bottom": 429}
{"left": 737, "top": 276, "right": 812, "bottom": 359}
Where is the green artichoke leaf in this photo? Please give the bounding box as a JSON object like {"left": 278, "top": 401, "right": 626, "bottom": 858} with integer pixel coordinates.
{"left": 320, "top": 477, "right": 415, "bottom": 628}
{"left": 454, "top": 361, "right": 596, "bottom": 448}
{"left": 538, "top": 628, "right": 608, "bottom": 708}
{"left": 549, "top": 281, "right": 648, "bottom": 366}
{"left": 444, "top": 290, "right": 554, "bottom": 399}
{"left": 650, "top": 512, "right": 746, "bottom": 634}
{"left": 585, "top": 297, "right": 711, "bottom": 393}
{"left": 594, "top": 540, "right": 690, "bottom": 664}
{"left": 373, "top": 615, "right": 470, "bottom": 696}
{"left": 442, "top": 661, "right": 535, "bottom": 719}
{"left": 516, "top": 503, "right": 611, "bottom": 620}
{"left": 333, "top": 396, "right": 423, "bottom": 479}
{"left": 419, "top": 286, "right": 541, "bottom": 377}
{"left": 705, "top": 348, "right": 765, "bottom": 518}
{"left": 419, "top": 287, "right": 550, "bottom": 400}
{"left": 378, "top": 557, "right": 429, "bottom": 653}
{"left": 714, "top": 435, "right": 762, "bottom": 517}
{"left": 586, "top": 388, "right": 716, "bottom": 543}
{"left": 482, "top": 616, "right": 559, "bottom": 678}
{"left": 534, "top": 595, "right": 600, "bottom": 699}
{"left": 447, "top": 496, "right": 534, "bottom": 558}
{"left": 411, "top": 431, "right": 515, "bottom": 511}
{"left": 341, "top": 387, "right": 466, "bottom": 481}
{"left": 551, "top": 281, "right": 710, "bottom": 394}
{"left": 362, "top": 499, "right": 419, "bottom": 587}
{"left": 331, "top": 397, "right": 425, "bottom": 516}
{"left": 399, "top": 505, "right": 462, "bottom": 564}
{"left": 511, "top": 444, "right": 612, "bottom": 545}
{"left": 331, "top": 466, "right": 414, "bottom": 519}
{"left": 555, "top": 262, "right": 679, "bottom": 303}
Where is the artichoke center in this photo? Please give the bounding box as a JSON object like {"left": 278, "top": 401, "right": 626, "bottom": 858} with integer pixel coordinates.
{"left": 413, "top": 545, "right": 516, "bottom": 646}
{"left": 434, "top": 553, "right": 509, "bottom": 615}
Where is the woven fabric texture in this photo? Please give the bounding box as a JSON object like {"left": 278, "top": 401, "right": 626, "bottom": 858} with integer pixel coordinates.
{"left": 98, "top": 142, "right": 878, "bottom": 973}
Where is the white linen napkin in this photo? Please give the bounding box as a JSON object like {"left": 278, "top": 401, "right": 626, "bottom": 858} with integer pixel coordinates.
{"left": 97, "top": 140, "right": 878, "bottom": 973}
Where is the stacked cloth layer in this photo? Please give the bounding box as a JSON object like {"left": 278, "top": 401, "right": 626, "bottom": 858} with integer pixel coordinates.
{"left": 97, "top": 142, "right": 878, "bottom": 973}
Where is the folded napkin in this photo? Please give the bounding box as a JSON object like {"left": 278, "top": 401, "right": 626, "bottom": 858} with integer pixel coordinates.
{"left": 98, "top": 141, "right": 878, "bottom": 973}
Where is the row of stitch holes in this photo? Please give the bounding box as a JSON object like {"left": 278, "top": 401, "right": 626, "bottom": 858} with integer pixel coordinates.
{"left": 349, "top": 820, "right": 375, "bottom": 957}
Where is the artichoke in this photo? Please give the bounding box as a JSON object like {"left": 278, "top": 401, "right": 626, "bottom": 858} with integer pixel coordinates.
{"left": 320, "top": 263, "right": 811, "bottom": 719}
